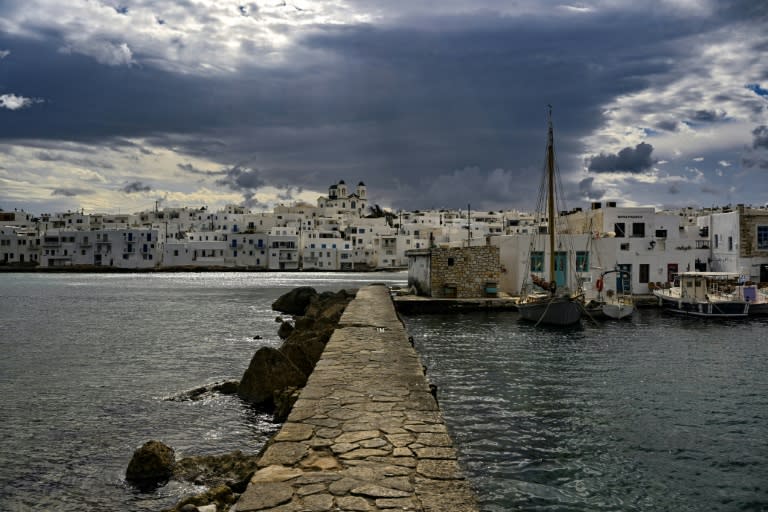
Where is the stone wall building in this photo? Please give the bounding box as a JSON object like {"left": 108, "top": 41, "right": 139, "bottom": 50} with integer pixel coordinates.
{"left": 407, "top": 245, "right": 500, "bottom": 298}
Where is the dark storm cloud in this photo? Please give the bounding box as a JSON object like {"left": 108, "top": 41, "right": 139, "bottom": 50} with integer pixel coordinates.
{"left": 51, "top": 187, "right": 94, "bottom": 197}
{"left": 277, "top": 186, "right": 304, "bottom": 202}
{"left": 690, "top": 109, "right": 726, "bottom": 123}
{"left": 121, "top": 181, "right": 151, "bottom": 193}
{"left": 587, "top": 143, "right": 656, "bottom": 174}
{"left": 177, "top": 162, "right": 227, "bottom": 176}
{"left": 655, "top": 119, "right": 680, "bottom": 132}
{"left": 0, "top": 5, "right": 759, "bottom": 210}
{"left": 35, "top": 150, "right": 115, "bottom": 169}
{"left": 578, "top": 177, "right": 606, "bottom": 200}
{"left": 742, "top": 157, "right": 768, "bottom": 169}
{"left": 215, "top": 165, "right": 265, "bottom": 191}
{"left": 742, "top": 125, "right": 768, "bottom": 170}
{"left": 753, "top": 125, "right": 768, "bottom": 149}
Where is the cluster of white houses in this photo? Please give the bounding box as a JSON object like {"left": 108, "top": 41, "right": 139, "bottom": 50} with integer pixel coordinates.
{"left": 3, "top": 180, "right": 768, "bottom": 295}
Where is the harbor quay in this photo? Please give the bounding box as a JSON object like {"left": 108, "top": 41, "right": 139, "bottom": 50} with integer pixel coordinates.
{"left": 233, "top": 284, "right": 478, "bottom": 512}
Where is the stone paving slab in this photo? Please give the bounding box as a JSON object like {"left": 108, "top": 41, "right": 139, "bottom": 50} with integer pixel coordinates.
{"left": 233, "top": 284, "right": 478, "bottom": 512}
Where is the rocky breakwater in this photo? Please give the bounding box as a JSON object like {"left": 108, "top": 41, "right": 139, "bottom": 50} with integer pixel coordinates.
{"left": 238, "top": 286, "right": 356, "bottom": 421}
{"left": 125, "top": 286, "right": 356, "bottom": 512}
{"left": 232, "top": 284, "right": 479, "bottom": 512}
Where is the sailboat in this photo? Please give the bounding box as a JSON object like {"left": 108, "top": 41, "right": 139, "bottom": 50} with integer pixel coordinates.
{"left": 517, "top": 106, "right": 583, "bottom": 326}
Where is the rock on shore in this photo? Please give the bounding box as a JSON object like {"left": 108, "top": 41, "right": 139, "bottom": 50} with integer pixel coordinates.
{"left": 133, "top": 287, "right": 357, "bottom": 512}
{"left": 237, "top": 287, "right": 356, "bottom": 412}
{"left": 126, "top": 440, "right": 175, "bottom": 490}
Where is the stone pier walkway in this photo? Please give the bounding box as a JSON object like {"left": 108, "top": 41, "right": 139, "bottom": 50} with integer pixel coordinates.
{"left": 233, "top": 284, "right": 478, "bottom": 512}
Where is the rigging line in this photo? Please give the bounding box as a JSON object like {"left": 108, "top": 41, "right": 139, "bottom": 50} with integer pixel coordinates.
{"left": 534, "top": 298, "right": 555, "bottom": 328}
{"left": 577, "top": 300, "right": 600, "bottom": 326}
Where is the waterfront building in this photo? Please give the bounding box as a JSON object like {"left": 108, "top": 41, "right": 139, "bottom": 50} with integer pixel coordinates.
{"left": 0, "top": 209, "right": 37, "bottom": 228}
{"left": 708, "top": 205, "right": 768, "bottom": 282}
{"left": 267, "top": 227, "right": 300, "bottom": 270}
{"left": 0, "top": 226, "right": 39, "bottom": 265}
{"left": 493, "top": 202, "right": 713, "bottom": 297}
{"left": 35, "top": 227, "right": 160, "bottom": 268}
{"left": 407, "top": 244, "right": 501, "bottom": 298}
{"left": 301, "top": 228, "right": 350, "bottom": 270}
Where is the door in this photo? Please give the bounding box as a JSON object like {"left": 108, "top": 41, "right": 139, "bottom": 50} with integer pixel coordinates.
{"left": 616, "top": 264, "right": 631, "bottom": 292}
{"left": 667, "top": 263, "right": 678, "bottom": 284}
{"left": 554, "top": 252, "right": 568, "bottom": 287}
{"left": 761, "top": 264, "right": 768, "bottom": 283}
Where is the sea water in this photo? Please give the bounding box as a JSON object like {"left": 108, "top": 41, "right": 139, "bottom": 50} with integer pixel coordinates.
{"left": 0, "top": 272, "right": 405, "bottom": 511}
{"left": 2, "top": 272, "right": 767, "bottom": 511}
{"left": 403, "top": 311, "right": 768, "bottom": 511}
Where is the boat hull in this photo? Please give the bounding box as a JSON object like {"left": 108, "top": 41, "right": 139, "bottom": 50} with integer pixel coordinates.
{"left": 601, "top": 302, "right": 634, "bottom": 320}
{"left": 654, "top": 291, "right": 749, "bottom": 318}
{"left": 518, "top": 297, "right": 582, "bottom": 326}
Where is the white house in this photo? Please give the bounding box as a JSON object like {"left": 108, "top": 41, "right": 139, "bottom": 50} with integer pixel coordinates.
{"left": 268, "top": 227, "right": 300, "bottom": 270}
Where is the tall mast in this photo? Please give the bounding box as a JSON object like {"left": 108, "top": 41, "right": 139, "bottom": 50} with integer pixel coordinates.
{"left": 547, "top": 105, "right": 556, "bottom": 285}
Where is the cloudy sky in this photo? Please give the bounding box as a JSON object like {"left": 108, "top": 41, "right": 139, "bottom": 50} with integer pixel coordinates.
{"left": 1, "top": 0, "right": 767, "bottom": 215}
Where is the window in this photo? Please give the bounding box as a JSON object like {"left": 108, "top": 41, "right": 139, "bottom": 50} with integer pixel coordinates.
{"left": 655, "top": 229, "right": 667, "bottom": 238}
{"left": 639, "top": 264, "right": 650, "bottom": 283}
{"left": 531, "top": 251, "right": 544, "bottom": 272}
{"left": 447, "top": 257, "right": 455, "bottom": 266}
{"left": 576, "top": 251, "right": 589, "bottom": 272}
{"left": 758, "top": 226, "right": 768, "bottom": 250}
{"left": 614, "top": 223, "right": 626, "bottom": 237}
{"left": 715, "top": 234, "right": 719, "bottom": 248}
{"left": 632, "top": 223, "right": 645, "bottom": 237}
{"left": 728, "top": 236, "right": 733, "bottom": 251}
{"left": 620, "top": 243, "right": 630, "bottom": 251}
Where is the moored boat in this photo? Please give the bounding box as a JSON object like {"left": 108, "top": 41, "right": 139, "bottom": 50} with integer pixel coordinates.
{"left": 597, "top": 269, "right": 635, "bottom": 320}
{"left": 653, "top": 272, "right": 749, "bottom": 318}
{"left": 518, "top": 106, "right": 583, "bottom": 327}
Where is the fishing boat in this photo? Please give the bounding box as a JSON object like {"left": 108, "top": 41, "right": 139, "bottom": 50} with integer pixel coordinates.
{"left": 518, "top": 107, "right": 583, "bottom": 326}
{"left": 653, "top": 272, "right": 749, "bottom": 318}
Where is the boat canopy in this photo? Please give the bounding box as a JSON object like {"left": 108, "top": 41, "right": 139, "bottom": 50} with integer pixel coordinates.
{"left": 676, "top": 272, "right": 740, "bottom": 279}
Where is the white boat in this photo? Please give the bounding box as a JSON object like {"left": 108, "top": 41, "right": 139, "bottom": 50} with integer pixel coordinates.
{"left": 518, "top": 107, "right": 583, "bottom": 327}
{"left": 596, "top": 269, "right": 635, "bottom": 320}
{"left": 653, "top": 272, "right": 749, "bottom": 318}
{"left": 601, "top": 296, "right": 634, "bottom": 320}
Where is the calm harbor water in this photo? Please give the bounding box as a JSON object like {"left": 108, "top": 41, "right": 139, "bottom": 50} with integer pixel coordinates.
{"left": 403, "top": 311, "right": 768, "bottom": 512}
{"left": 1, "top": 273, "right": 767, "bottom": 511}
{"left": 0, "top": 272, "right": 406, "bottom": 511}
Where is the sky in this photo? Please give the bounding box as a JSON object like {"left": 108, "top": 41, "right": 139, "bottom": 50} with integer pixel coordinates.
{"left": 1, "top": 0, "right": 767, "bottom": 215}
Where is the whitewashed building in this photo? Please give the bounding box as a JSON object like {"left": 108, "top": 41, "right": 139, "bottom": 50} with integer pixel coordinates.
{"left": 268, "top": 227, "right": 300, "bottom": 270}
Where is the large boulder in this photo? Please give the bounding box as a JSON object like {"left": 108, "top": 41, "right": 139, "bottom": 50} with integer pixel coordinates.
{"left": 277, "top": 320, "right": 294, "bottom": 340}
{"left": 273, "top": 387, "right": 301, "bottom": 422}
{"left": 126, "top": 440, "right": 175, "bottom": 489}
{"left": 238, "top": 347, "right": 307, "bottom": 406}
{"left": 271, "top": 286, "right": 317, "bottom": 315}
{"left": 173, "top": 450, "right": 260, "bottom": 491}
{"left": 303, "top": 289, "right": 355, "bottom": 321}
{"left": 279, "top": 335, "right": 326, "bottom": 376}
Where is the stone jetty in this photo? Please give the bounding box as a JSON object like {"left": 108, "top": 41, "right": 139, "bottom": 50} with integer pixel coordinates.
{"left": 233, "top": 284, "right": 478, "bottom": 512}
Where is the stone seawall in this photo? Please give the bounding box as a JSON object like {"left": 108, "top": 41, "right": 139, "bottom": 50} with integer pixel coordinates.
{"left": 233, "top": 284, "right": 478, "bottom": 512}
